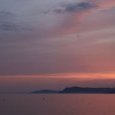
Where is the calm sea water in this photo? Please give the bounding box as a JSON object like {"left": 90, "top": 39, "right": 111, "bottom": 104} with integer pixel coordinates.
{"left": 0, "top": 94, "right": 115, "bottom": 115}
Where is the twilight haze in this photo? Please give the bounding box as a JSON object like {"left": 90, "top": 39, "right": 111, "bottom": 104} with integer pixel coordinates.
{"left": 0, "top": 0, "right": 115, "bottom": 92}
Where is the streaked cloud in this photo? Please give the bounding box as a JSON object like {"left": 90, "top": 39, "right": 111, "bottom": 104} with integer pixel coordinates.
{"left": 52, "top": 2, "right": 96, "bottom": 13}
{"left": 0, "top": 0, "right": 115, "bottom": 75}
{"left": 52, "top": 0, "right": 115, "bottom": 34}
{"left": 0, "top": 11, "right": 32, "bottom": 32}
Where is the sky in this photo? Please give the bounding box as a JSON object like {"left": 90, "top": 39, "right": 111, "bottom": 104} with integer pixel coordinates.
{"left": 0, "top": 0, "right": 115, "bottom": 92}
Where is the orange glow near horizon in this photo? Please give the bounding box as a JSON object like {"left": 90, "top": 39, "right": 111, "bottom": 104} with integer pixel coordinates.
{"left": 0, "top": 73, "right": 115, "bottom": 92}
{"left": 1, "top": 73, "right": 115, "bottom": 79}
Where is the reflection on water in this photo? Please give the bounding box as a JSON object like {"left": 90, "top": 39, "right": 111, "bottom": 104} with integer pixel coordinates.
{"left": 0, "top": 94, "right": 115, "bottom": 115}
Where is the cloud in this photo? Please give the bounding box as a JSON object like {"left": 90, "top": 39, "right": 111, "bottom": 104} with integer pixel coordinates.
{"left": 0, "top": 11, "right": 32, "bottom": 32}
{"left": 65, "top": 2, "right": 96, "bottom": 12}
{"left": 0, "top": 11, "right": 14, "bottom": 19}
{"left": 0, "top": 22, "right": 32, "bottom": 32}
{"left": 53, "top": 2, "right": 97, "bottom": 14}
{"left": 0, "top": 23, "right": 22, "bottom": 31}
{"left": 48, "top": 0, "right": 115, "bottom": 35}
{"left": 0, "top": 0, "right": 114, "bottom": 75}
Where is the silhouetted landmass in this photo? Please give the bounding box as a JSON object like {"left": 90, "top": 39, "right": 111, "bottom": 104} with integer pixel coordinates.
{"left": 32, "top": 86, "right": 115, "bottom": 94}
{"left": 60, "top": 87, "right": 115, "bottom": 93}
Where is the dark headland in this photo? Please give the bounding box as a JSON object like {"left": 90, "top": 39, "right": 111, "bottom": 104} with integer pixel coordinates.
{"left": 31, "top": 86, "right": 115, "bottom": 94}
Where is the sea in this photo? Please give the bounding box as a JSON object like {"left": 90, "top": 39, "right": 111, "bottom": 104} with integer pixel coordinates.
{"left": 0, "top": 94, "right": 115, "bottom": 115}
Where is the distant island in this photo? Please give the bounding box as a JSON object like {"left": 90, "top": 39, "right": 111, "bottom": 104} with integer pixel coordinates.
{"left": 31, "top": 86, "right": 115, "bottom": 94}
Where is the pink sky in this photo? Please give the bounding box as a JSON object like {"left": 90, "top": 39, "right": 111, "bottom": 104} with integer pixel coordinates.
{"left": 0, "top": 0, "right": 115, "bottom": 92}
